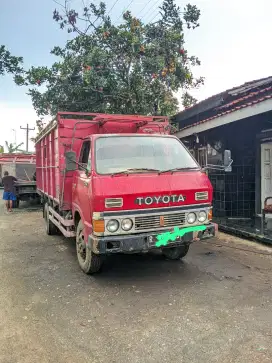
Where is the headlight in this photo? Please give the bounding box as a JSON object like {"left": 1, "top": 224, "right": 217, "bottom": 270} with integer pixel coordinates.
{"left": 106, "top": 219, "right": 119, "bottom": 233}
{"left": 121, "top": 218, "right": 133, "bottom": 231}
{"left": 187, "top": 212, "right": 196, "bottom": 224}
{"left": 198, "top": 211, "right": 207, "bottom": 223}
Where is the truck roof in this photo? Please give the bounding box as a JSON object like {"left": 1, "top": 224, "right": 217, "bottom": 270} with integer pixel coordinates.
{"left": 35, "top": 112, "right": 170, "bottom": 144}
{"left": 91, "top": 133, "right": 176, "bottom": 139}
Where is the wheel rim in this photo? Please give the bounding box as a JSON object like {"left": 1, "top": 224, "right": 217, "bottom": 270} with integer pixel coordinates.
{"left": 77, "top": 229, "right": 86, "bottom": 262}
{"left": 166, "top": 249, "right": 179, "bottom": 258}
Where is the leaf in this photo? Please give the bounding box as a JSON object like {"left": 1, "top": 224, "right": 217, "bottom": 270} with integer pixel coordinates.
{"left": 0, "top": 45, "right": 23, "bottom": 76}
{"left": 15, "top": 0, "right": 202, "bottom": 118}
{"left": 4, "top": 141, "right": 25, "bottom": 153}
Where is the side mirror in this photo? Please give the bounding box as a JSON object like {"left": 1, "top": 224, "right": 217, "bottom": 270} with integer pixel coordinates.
{"left": 223, "top": 150, "right": 232, "bottom": 172}
{"left": 65, "top": 151, "right": 77, "bottom": 172}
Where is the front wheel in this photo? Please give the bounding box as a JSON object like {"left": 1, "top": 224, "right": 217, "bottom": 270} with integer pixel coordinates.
{"left": 76, "top": 220, "right": 103, "bottom": 274}
{"left": 162, "top": 245, "right": 190, "bottom": 260}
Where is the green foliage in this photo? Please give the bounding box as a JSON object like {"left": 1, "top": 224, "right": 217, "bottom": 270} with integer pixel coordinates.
{"left": 0, "top": 45, "right": 23, "bottom": 77}
{"left": 16, "top": 0, "right": 203, "bottom": 116}
{"left": 182, "top": 91, "right": 198, "bottom": 109}
{"left": 5, "top": 141, "right": 25, "bottom": 153}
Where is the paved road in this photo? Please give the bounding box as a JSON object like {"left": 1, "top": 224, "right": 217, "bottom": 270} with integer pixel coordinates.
{"left": 0, "top": 205, "right": 272, "bottom": 363}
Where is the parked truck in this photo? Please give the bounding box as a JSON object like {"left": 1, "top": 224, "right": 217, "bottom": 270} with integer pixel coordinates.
{"left": 0, "top": 153, "right": 39, "bottom": 207}
{"left": 36, "top": 112, "right": 230, "bottom": 274}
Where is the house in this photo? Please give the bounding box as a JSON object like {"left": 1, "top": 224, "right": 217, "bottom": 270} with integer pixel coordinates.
{"left": 173, "top": 76, "right": 272, "bottom": 241}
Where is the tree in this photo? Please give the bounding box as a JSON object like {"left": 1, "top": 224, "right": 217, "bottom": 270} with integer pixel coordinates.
{"left": 16, "top": 0, "right": 203, "bottom": 117}
{"left": 0, "top": 45, "right": 23, "bottom": 77}
{"left": 5, "top": 141, "right": 25, "bottom": 153}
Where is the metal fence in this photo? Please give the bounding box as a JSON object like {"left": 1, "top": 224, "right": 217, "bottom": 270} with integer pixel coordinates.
{"left": 209, "top": 164, "right": 256, "bottom": 219}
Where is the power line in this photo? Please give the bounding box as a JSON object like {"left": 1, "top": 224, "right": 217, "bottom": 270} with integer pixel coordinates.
{"left": 140, "top": 0, "right": 162, "bottom": 21}
{"left": 95, "top": 0, "right": 121, "bottom": 27}
{"left": 148, "top": 12, "right": 160, "bottom": 23}
{"left": 107, "top": 0, "right": 121, "bottom": 16}
{"left": 116, "top": 0, "right": 135, "bottom": 22}
{"left": 136, "top": 0, "right": 152, "bottom": 17}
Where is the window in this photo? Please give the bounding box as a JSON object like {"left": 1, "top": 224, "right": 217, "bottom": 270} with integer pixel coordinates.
{"left": 79, "top": 140, "right": 91, "bottom": 170}
{"left": 95, "top": 136, "right": 199, "bottom": 175}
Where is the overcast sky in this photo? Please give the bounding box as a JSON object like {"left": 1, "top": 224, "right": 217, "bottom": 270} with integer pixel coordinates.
{"left": 1, "top": 0, "right": 271, "bottom": 151}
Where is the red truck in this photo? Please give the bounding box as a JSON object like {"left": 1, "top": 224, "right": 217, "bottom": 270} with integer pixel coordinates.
{"left": 0, "top": 153, "right": 38, "bottom": 207}
{"left": 36, "top": 112, "right": 223, "bottom": 274}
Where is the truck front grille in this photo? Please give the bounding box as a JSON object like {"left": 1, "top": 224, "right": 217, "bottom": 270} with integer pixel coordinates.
{"left": 135, "top": 212, "right": 186, "bottom": 230}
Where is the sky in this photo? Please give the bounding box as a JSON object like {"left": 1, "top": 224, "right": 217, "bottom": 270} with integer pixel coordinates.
{"left": 0, "top": 0, "right": 271, "bottom": 151}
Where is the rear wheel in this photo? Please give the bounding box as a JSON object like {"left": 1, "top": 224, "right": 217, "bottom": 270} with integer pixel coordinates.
{"left": 44, "top": 202, "right": 58, "bottom": 235}
{"left": 76, "top": 220, "right": 103, "bottom": 274}
{"left": 162, "top": 245, "right": 190, "bottom": 260}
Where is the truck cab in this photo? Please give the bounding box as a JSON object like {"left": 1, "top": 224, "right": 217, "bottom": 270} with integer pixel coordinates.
{"left": 69, "top": 133, "right": 216, "bottom": 273}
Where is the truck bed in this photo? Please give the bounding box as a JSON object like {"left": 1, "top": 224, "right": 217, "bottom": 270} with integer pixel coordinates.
{"left": 35, "top": 112, "right": 169, "bottom": 211}
{"left": 15, "top": 180, "right": 36, "bottom": 190}
{"left": 14, "top": 181, "right": 37, "bottom": 196}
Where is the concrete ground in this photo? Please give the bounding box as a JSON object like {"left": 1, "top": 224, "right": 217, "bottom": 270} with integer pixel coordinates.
{"left": 0, "top": 204, "right": 271, "bottom": 363}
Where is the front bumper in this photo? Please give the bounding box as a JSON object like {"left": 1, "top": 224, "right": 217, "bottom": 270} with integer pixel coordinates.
{"left": 88, "top": 223, "right": 217, "bottom": 255}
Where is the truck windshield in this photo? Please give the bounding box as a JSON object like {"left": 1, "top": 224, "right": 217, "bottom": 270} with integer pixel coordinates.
{"left": 95, "top": 136, "right": 199, "bottom": 175}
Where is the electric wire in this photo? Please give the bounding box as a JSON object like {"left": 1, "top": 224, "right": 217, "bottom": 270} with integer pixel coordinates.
{"left": 107, "top": 0, "right": 121, "bottom": 16}
{"left": 116, "top": 0, "right": 135, "bottom": 22}
{"left": 140, "top": 0, "right": 162, "bottom": 21}
{"left": 136, "top": 0, "right": 152, "bottom": 17}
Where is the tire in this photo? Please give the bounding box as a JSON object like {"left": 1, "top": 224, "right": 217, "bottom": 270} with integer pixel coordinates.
{"left": 44, "top": 203, "right": 58, "bottom": 235}
{"left": 162, "top": 245, "right": 190, "bottom": 260}
{"left": 13, "top": 199, "right": 19, "bottom": 208}
{"left": 76, "top": 220, "right": 103, "bottom": 274}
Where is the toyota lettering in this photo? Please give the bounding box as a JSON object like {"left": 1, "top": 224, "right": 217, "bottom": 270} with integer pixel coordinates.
{"left": 135, "top": 195, "right": 186, "bottom": 206}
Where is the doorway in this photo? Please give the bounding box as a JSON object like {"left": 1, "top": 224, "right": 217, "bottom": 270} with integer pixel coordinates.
{"left": 261, "top": 143, "right": 272, "bottom": 208}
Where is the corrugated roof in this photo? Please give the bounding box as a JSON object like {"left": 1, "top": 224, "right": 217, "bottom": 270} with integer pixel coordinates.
{"left": 174, "top": 76, "right": 272, "bottom": 131}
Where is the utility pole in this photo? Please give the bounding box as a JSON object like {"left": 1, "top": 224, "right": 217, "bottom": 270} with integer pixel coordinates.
{"left": 12, "top": 129, "right": 17, "bottom": 145}
{"left": 20, "top": 124, "right": 35, "bottom": 152}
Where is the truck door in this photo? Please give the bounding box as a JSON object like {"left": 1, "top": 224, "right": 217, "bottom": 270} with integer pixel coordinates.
{"left": 73, "top": 140, "right": 92, "bottom": 224}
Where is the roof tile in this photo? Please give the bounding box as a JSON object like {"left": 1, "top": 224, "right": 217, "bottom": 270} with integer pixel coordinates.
{"left": 179, "top": 85, "right": 272, "bottom": 132}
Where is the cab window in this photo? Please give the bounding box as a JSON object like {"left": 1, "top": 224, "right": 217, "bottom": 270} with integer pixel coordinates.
{"left": 79, "top": 140, "right": 91, "bottom": 170}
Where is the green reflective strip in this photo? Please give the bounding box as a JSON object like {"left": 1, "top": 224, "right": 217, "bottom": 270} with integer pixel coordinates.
{"left": 155, "top": 225, "right": 207, "bottom": 248}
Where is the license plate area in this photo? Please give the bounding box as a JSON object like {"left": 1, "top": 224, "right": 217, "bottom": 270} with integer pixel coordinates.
{"left": 147, "top": 227, "right": 197, "bottom": 248}
{"left": 147, "top": 229, "right": 183, "bottom": 248}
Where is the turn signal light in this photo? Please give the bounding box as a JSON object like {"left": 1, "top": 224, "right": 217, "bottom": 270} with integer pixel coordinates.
{"left": 208, "top": 209, "right": 213, "bottom": 220}
{"left": 93, "top": 219, "right": 105, "bottom": 233}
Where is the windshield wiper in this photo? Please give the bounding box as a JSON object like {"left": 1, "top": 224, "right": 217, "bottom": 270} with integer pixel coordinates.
{"left": 111, "top": 167, "right": 198, "bottom": 176}
{"left": 111, "top": 170, "right": 130, "bottom": 176}
{"left": 159, "top": 167, "right": 199, "bottom": 174}
{"left": 126, "top": 168, "right": 160, "bottom": 173}
{"left": 111, "top": 168, "right": 160, "bottom": 176}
